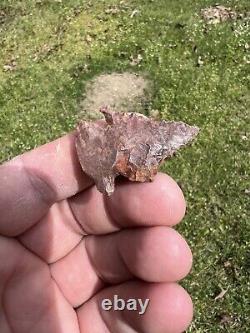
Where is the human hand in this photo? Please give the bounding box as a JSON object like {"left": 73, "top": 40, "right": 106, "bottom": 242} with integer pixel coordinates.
{"left": 0, "top": 133, "right": 193, "bottom": 333}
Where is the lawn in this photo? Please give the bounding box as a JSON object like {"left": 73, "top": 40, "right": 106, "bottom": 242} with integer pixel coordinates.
{"left": 0, "top": 0, "right": 249, "bottom": 332}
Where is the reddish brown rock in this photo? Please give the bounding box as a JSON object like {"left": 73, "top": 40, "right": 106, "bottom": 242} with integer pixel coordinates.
{"left": 76, "top": 108, "right": 199, "bottom": 195}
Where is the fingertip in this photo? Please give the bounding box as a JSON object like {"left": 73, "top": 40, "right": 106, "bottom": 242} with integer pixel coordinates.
{"left": 151, "top": 283, "right": 193, "bottom": 333}
{"left": 119, "top": 226, "right": 193, "bottom": 282}
{"left": 154, "top": 173, "right": 186, "bottom": 226}
{"left": 106, "top": 172, "right": 186, "bottom": 228}
{"left": 114, "top": 282, "right": 193, "bottom": 333}
{"left": 131, "top": 282, "right": 193, "bottom": 333}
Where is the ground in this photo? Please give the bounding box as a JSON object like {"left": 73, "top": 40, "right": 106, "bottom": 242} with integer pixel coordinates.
{"left": 0, "top": 1, "right": 249, "bottom": 332}
{"left": 80, "top": 72, "right": 150, "bottom": 119}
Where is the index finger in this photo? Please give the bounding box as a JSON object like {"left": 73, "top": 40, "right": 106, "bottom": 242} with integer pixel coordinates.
{"left": 0, "top": 133, "right": 93, "bottom": 236}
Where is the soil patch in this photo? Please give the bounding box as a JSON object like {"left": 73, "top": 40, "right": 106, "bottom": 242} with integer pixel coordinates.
{"left": 79, "top": 72, "right": 151, "bottom": 120}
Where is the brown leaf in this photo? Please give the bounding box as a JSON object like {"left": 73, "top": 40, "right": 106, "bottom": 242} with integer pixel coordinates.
{"left": 75, "top": 108, "right": 199, "bottom": 195}
{"left": 201, "top": 5, "right": 237, "bottom": 24}
{"left": 215, "top": 287, "right": 229, "bottom": 301}
{"left": 130, "top": 9, "right": 139, "bottom": 18}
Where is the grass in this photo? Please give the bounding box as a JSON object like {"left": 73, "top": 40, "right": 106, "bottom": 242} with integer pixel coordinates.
{"left": 0, "top": 0, "right": 249, "bottom": 331}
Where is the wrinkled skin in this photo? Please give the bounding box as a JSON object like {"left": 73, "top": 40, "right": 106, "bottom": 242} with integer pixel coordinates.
{"left": 0, "top": 133, "right": 193, "bottom": 333}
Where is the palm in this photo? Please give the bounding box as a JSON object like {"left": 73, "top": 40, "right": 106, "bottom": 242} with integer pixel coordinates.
{"left": 0, "top": 134, "right": 193, "bottom": 333}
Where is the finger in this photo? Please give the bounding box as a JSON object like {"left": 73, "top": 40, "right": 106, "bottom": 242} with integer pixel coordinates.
{"left": 50, "top": 227, "right": 192, "bottom": 308}
{"left": 19, "top": 200, "right": 84, "bottom": 264}
{"left": 77, "top": 281, "right": 193, "bottom": 333}
{"left": 0, "top": 237, "right": 79, "bottom": 333}
{"left": 70, "top": 172, "right": 186, "bottom": 235}
{"left": 88, "top": 227, "right": 193, "bottom": 283}
{"left": 19, "top": 173, "right": 186, "bottom": 264}
{"left": 0, "top": 133, "right": 92, "bottom": 236}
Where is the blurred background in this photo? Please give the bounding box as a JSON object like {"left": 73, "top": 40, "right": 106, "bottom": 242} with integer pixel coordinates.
{"left": 0, "top": 1, "right": 249, "bottom": 332}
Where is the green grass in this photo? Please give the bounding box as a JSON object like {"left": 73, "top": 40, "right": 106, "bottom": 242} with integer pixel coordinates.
{"left": 0, "top": 0, "right": 249, "bottom": 332}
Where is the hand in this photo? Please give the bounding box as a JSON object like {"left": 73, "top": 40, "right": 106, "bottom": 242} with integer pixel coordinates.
{"left": 0, "top": 133, "right": 193, "bottom": 333}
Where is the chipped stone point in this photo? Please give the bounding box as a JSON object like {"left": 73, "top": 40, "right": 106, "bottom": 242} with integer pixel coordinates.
{"left": 76, "top": 108, "right": 199, "bottom": 195}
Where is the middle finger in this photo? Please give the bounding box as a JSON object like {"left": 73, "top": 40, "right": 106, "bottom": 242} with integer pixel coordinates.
{"left": 19, "top": 173, "right": 186, "bottom": 264}
{"left": 50, "top": 226, "right": 192, "bottom": 308}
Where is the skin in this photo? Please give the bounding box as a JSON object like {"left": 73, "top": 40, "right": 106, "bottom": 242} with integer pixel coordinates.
{"left": 0, "top": 133, "right": 193, "bottom": 333}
